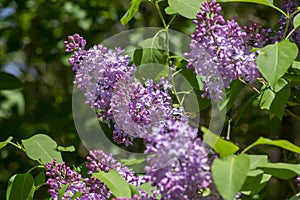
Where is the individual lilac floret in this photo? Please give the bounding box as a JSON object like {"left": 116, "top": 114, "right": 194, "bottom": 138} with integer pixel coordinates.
{"left": 109, "top": 75, "right": 172, "bottom": 146}
{"left": 144, "top": 119, "right": 220, "bottom": 199}
{"left": 45, "top": 158, "right": 110, "bottom": 200}
{"left": 65, "top": 34, "right": 135, "bottom": 123}
{"left": 184, "top": 0, "right": 260, "bottom": 100}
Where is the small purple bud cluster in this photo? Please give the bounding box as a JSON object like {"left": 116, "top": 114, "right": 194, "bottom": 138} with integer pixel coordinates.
{"left": 46, "top": 150, "right": 154, "bottom": 200}
{"left": 243, "top": 22, "right": 272, "bottom": 49}
{"left": 185, "top": 0, "right": 260, "bottom": 100}
{"left": 110, "top": 75, "right": 172, "bottom": 146}
{"left": 144, "top": 119, "right": 220, "bottom": 199}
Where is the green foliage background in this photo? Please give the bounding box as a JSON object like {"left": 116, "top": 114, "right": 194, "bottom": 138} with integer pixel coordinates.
{"left": 0, "top": 0, "right": 299, "bottom": 199}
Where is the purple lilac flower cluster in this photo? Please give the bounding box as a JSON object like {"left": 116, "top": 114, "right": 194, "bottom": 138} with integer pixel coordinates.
{"left": 144, "top": 119, "right": 220, "bottom": 199}
{"left": 185, "top": 0, "right": 260, "bottom": 100}
{"left": 65, "top": 35, "right": 175, "bottom": 146}
{"left": 271, "top": 0, "right": 300, "bottom": 54}
{"left": 110, "top": 75, "right": 172, "bottom": 146}
{"left": 46, "top": 150, "right": 155, "bottom": 200}
{"left": 45, "top": 158, "right": 110, "bottom": 200}
{"left": 65, "top": 35, "right": 135, "bottom": 123}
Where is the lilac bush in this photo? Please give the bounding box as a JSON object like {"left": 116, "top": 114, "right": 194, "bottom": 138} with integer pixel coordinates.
{"left": 4, "top": 0, "right": 300, "bottom": 200}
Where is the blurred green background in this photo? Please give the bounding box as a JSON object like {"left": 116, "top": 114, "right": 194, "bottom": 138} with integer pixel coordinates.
{"left": 0, "top": 0, "right": 299, "bottom": 199}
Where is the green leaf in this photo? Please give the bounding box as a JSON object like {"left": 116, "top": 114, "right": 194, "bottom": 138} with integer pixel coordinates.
{"left": 93, "top": 169, "right": 131, "bottom": 198}
{"left": 218, "top": 0, "right": 286, "bottom": 16}
{"left": 139, "top": 182, "right": 157, "bottom": 196}
{"left": 292, "top": 60, "right": 300, "bottom": 71}
{"left": 212, "top": 154, "right": 250, "bottom": 200}
{"left": 202, "top": 126, "right": 239, "bottom": 157}
{"left": 257, "top": 40, "right": 298, "bottom": 89}
{"left": 241, "top": 169, "right": 271, "bottom": 195}
{"left": 121, "top": 158, "right": 145, "bottom": 166}
{"left": 259, "top": 84, "right": 290, "bottom": 120}
{"left": 248, "top": 155, "right": 268, "bottom": 170}
{"left": 165, "top": 6, "right": 177, "bottom": 15}
{"left": 242, "top": 137, "right": 300, "bottom": 154}
{"left": 269, "top": 84, "right": 290, "bottom": 119}
{"left": 22, "top": 134, "right": 63, "bottom": 164}
{"left": 290, "top": 193, "right": 300, "bottom": 200}
{"left": 168, "top": 0, "right": 205, "bottom": 19}
{"left": 6, "top": 173, "right": 34, "bottom": 200}
{"left": 0, "top": 90, "right": 25, "bottom": 118}
{"left": 259, "top": 88, "right": 275, "bottom": 110}
{"left": 293, "top": 13, "right": 300, "bottom": 29}
{"left": 58, "top": 182, "right": 73, "bottom": 200}
{"left": 0, "top": 136, "right": 13, "bottom": 150}
{"left": 129, "top": 184, "right": 141, "bottom": 197}
{"left": 258, "top": 162, "right": 300, "bottom": 179}
{"left": 34, "top": 172, "right": 45, "bottom": 191}
{"left": 0, "top": 72, "right": 22, "bottom": 90}
{"left": 57, "top": 145, "right": 76, "bottom": 152}
{"left": 219, "top": 0, "right": 273, "bottom": 6}
{"left": 133, "top": 31, "right": 169, "bottom": 81}
{"left": 120, "top": 0, "right": 142, "bottom": 25}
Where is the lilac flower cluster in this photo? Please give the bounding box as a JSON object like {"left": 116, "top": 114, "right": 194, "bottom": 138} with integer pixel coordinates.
{"left": 144, "top": 119, "right": 220, "bottom": 199}
{"left": 65, "top": 35, "right": 135, "bottom": 123}
{"left": 46, "top": 150, "right": 154, "bottom": 200}
{"left": 297, "top": 175, "right": 300, "bottom": 188}
{"left": 110, "top": 75, "right": 172, "bottom": 146}
{"left": 45, "top": 158, "right": 110, "bottom": 200}
{"left": 65, "top": 35, "right": 175, "bottom": 146}
{"left": 271, "top": 0, "right": 300, "bottom": 55}
{"left": 185, "top": 0, "right": 260, "bottom": 100}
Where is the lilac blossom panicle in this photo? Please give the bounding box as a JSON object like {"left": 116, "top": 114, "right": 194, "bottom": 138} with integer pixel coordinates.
{"left": 64, "top": 34, "right": 135, "bottom": 123}
{"left": 184, "top": 0, "right": 260, "bottom": 100}
{"left": 297, "top": 175, "right": 300, "bottom": 188}
{"left": 45, "top": 158, "right": 110, "bottom": 200}
{"left": 144, "top": 119, "right": 221, "bottom": 199}
{"left": 271, "top": 0, "right": 300, "bottom": 56}
{"left": 46, "top": 150, "right": 156, "bottom": 200}
{"left": 110, "top": 75, "right": 172, "bottom": 146}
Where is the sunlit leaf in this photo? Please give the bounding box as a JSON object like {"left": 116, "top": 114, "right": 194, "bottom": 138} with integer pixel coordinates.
{"left": 168, "top": 0, "right": 205, "bottom": 19}
{"left": 0, "top": 136, "right": 13, "bottom": 150}
{"left": 258, "top": 162, "right": 300, "bottom": 179}
{"left": 257, "top": 40, "right": 298, "bottom": 89}
{"left": 242, "top": 137, "right": 300, "bottom": 154}
{"left": 120, "top": 0, "right": 142, "bottom": 25}
{"left": 57, "top": 145, "right": 76, "bottom": 152}
{"left": 93, "top": 169, "right": 131, "bottom": 198}
{"left": 212, "top": 154, "right": 250, "bottom": 200}
{"left": 202, "top": 126, "right": 239, "bottom": 157}
{"left": 22, "top": 134, "right": 63, "bottom": 164}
